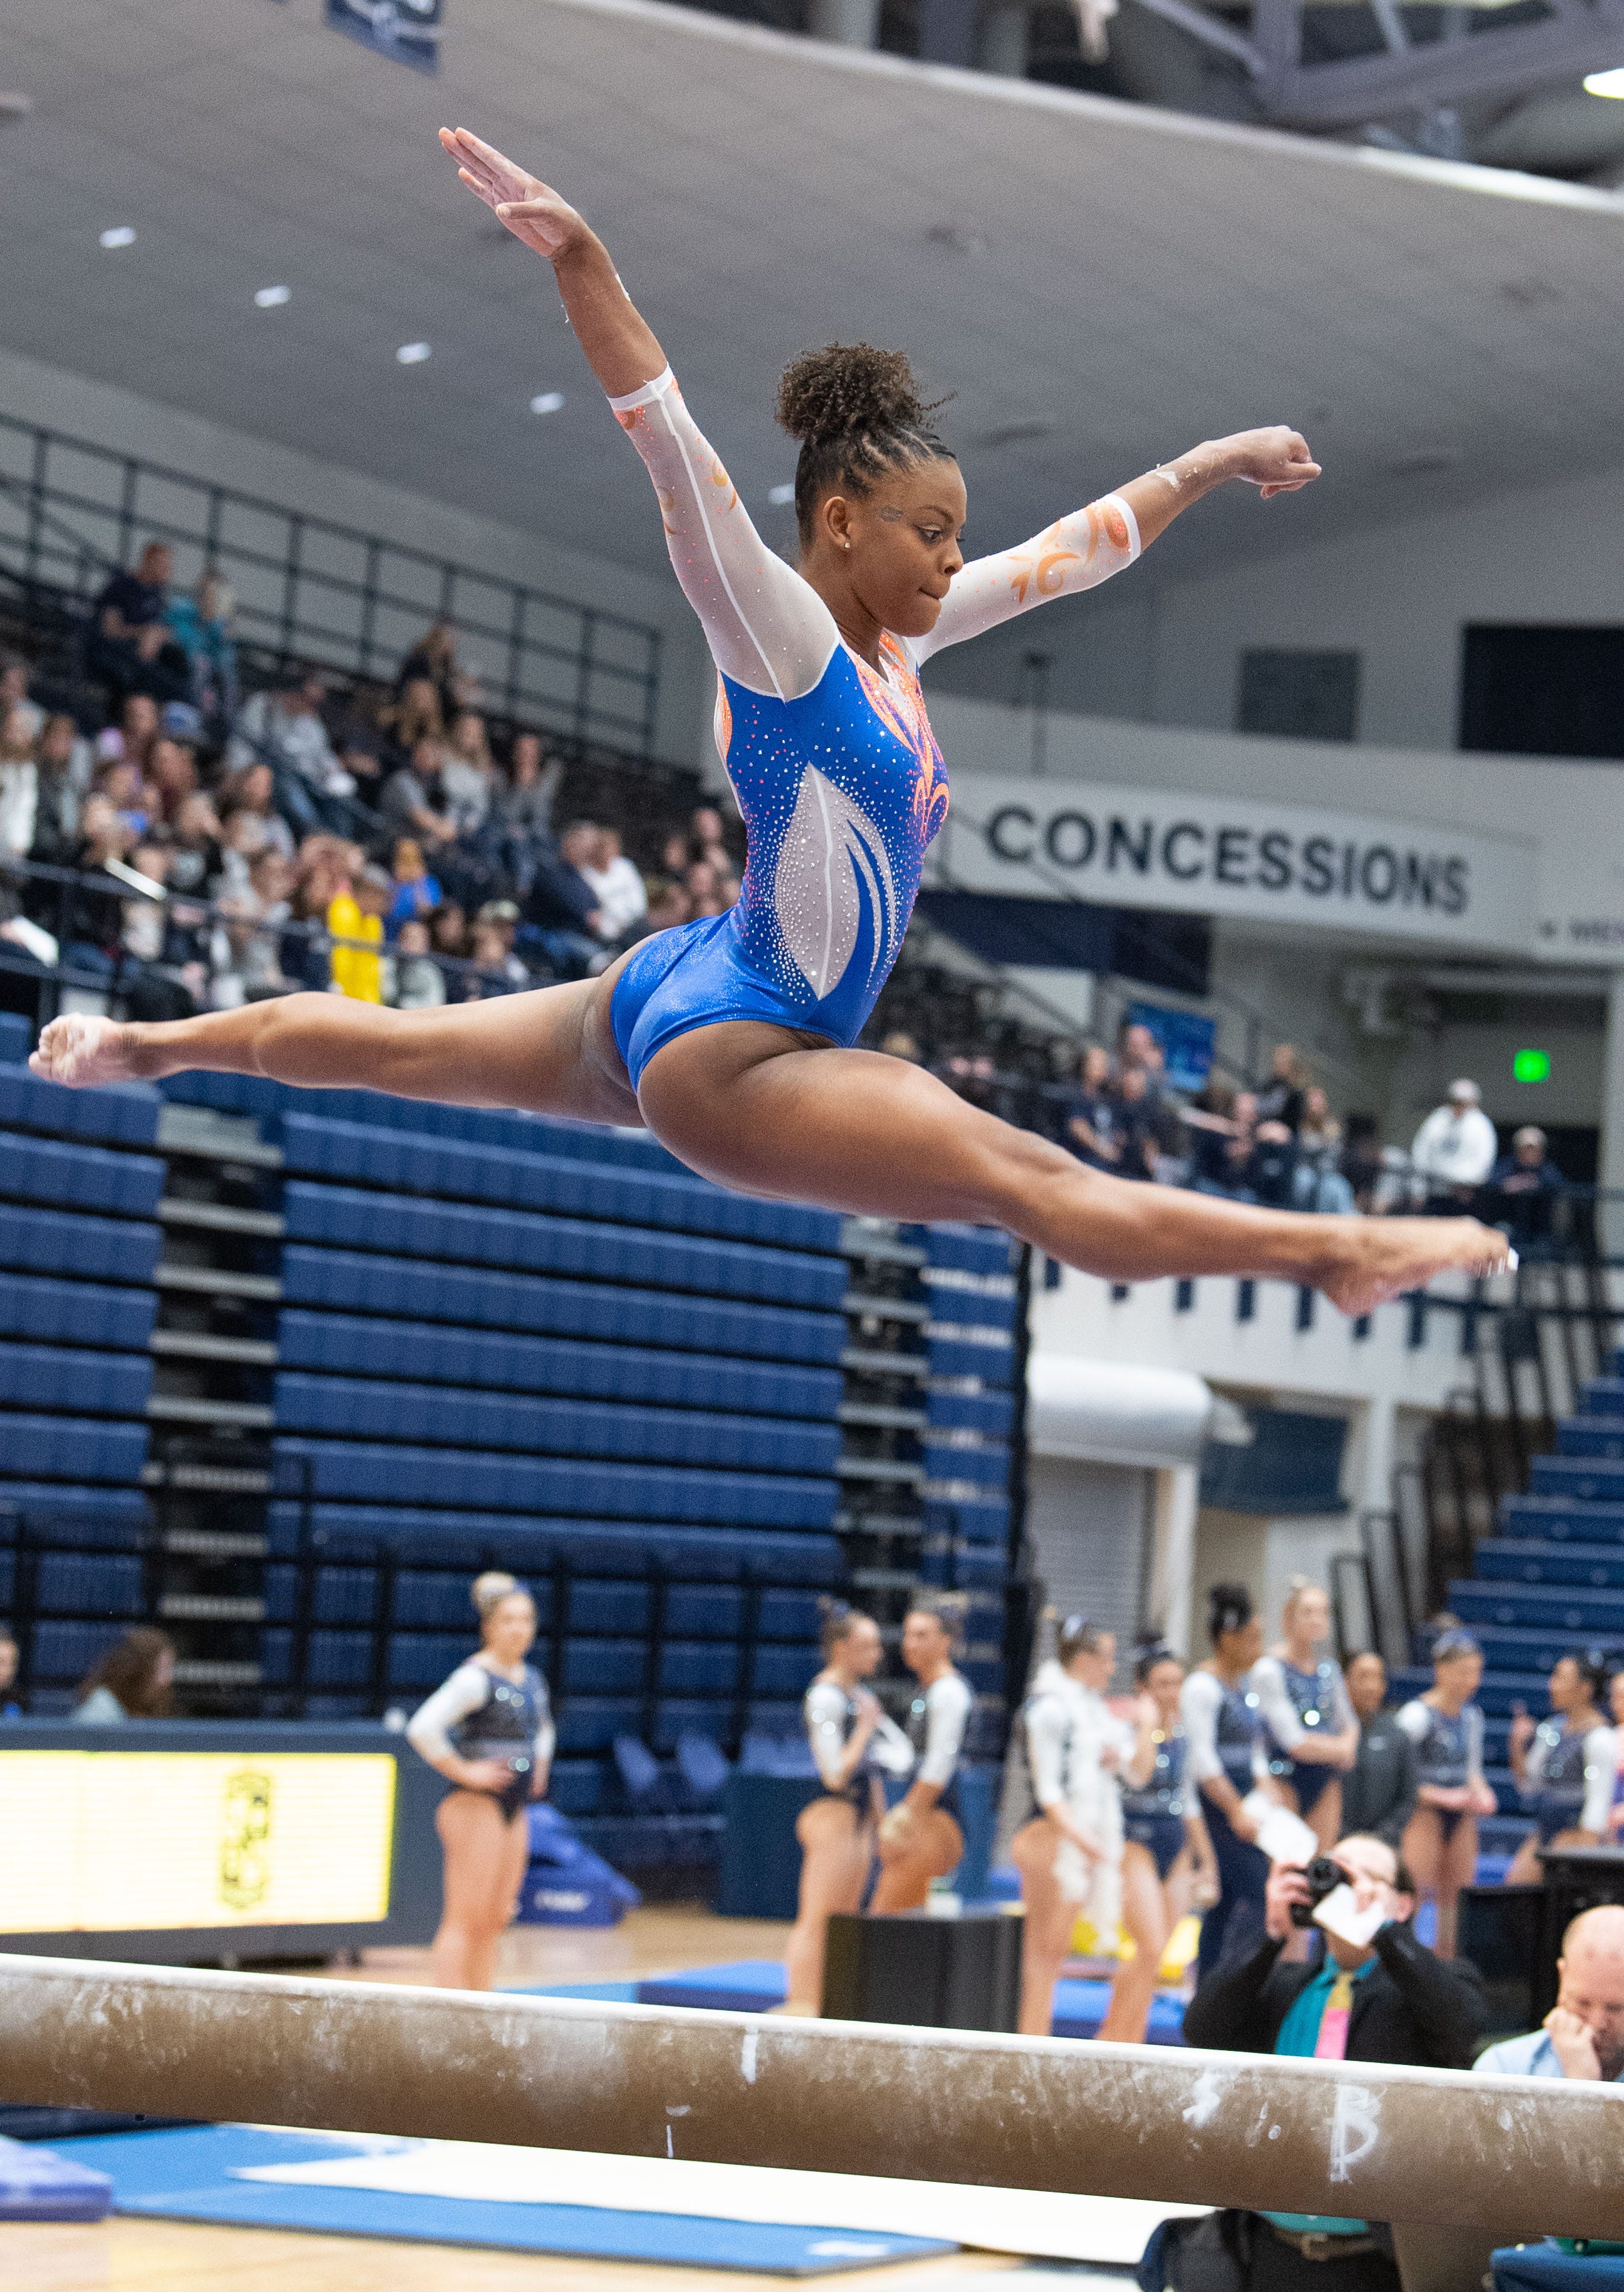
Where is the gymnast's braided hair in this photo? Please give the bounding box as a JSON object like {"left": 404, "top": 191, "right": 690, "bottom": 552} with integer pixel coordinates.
{"left": 775, "top": 345, "right": 955, "bottom": 546}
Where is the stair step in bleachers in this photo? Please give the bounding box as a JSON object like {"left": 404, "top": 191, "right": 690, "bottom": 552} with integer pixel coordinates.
{"left": 1449, "top": 1581, "right": 1624, "bottom": 1635}
{"left": 1475, "top": 1539, "right": 1624, "bottom": 1589}
{"left": 1531, "top": 1456, "right": 1624, "bottom": 1505}
{"left": 1559, "top": 1422, "right": 1624, "bottom": 1461}
{"left": 272, "top": 1374, "right": 841, "bottom": 1474}
{"left": 1580, "top": 1379, "right": 1624, "bottom": 1417}
{"left": 1500, "top": 1495, "right": 1624, "bottom": 1545}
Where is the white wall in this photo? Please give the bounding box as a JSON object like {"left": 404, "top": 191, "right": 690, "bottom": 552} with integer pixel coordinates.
{"left": 0, "top": 343, "right": 714, "bottom": 769}
{"left": 921, "top": 459, "right": 1624, "bottom": 751}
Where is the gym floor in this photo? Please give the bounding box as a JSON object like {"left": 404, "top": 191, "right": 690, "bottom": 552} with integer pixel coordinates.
{"left": 4, "top": 1907, "right": 1028, "bottom": 2292}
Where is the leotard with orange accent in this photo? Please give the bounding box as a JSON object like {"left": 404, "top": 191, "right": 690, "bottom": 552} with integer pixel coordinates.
{"left": 604, "top": 367, "right": 1141, "bottom": 1091}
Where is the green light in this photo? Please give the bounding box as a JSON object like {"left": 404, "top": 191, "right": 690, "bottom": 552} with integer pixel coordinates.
{"left": 1513, "top": 1048, "right": 1551, "bottom": 1083}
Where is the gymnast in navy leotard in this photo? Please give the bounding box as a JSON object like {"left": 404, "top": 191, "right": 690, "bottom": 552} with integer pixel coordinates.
{"left": 40, "top": 131, "right": 1517, "bottom": 1329}
{"left": 1102, "top": 1640, "right": 1217, "bottom": 2044}
{"left": 1250, "top": 1579, "right": 1358, "bottom": 1852}
{"left": 1395, "top": 1630, "right": 1494, "bottom": 1959}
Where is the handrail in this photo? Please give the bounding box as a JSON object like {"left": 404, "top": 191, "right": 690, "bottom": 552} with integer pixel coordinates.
{"left": 0, "top": 1957, "right": 1619, "bottom": 2241}
{"left": 0, "top": 409, "right": 662, "bottom": 756}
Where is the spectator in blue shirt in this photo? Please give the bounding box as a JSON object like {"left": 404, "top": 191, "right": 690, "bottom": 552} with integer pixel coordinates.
{"left": 1476, "top": 1905, "right": 1624, "bottom": 2082}
{"left": 1487, "top": 1125, "right": 1565, "bottom": 1254}
{"left": 92, "top": 542, "right": 192, "bottom": 704}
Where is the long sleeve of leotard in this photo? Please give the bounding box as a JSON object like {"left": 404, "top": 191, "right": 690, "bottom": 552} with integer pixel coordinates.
{"left": 1180, "top": 1670, "right": 1227, "bottom": 1785}
{"left": 1025, "top": 1690, "right": 1072, "bottom": 1811}
{"left": 916, "top": 1673, "right": 974, "bottom": 1788}
{"left": 607, "top": 369, "right": 838, "bottom": 703}
{"left": 405, "top": 1662, "right": 489, "bottom": 1765}
{"left": 1584, "top": 1726, "right": 1618, "bottom": 1831}
{"left": 909, "top": 496, "right": 1141, "bottom": 666}
{"left": 1248, "top": 1656, "right": 1307, "bottom": 1751}
{"left": 805, "top": 1680, "right": 854, "bottom": 1791}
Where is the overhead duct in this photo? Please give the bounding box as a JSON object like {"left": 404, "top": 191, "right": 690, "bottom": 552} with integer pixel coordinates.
{"left": 1027, "top": 1354, "right": 1213, "bottom": 1471}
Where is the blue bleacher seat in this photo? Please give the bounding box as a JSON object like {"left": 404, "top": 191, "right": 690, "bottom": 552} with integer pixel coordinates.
{"left": 392, "top": 1572, "right": 485, "bottom": 1629}
{"left": 281, "top": 1183, "right": 846, "bottom": 1310}
{"left": 612, "top": 1732, "right": 666, "bottom": 1810}
{"left": 1581, "top": 1378, "right": 1624, "bottom": 1417}
{"left": 0, "top": 1415, "right": 149, "bottom": 1484}
{"left": 0, "top": 1206, "right": 160, "bottom": 1286}
{"left": 0, "top": 1275, "right": 156, "bottom": 1350}
{"left": 271, "top": 1439, "right": 838, "bottom": 1529}
{"left": 0, "top": 1014, "right": 28, "bottom": 1064}
{"left": 0, "top": 1132, "right": 164, "bottom": 1218}
{"left": 1474, "top": 1539, "right": 1624, "bottom": 1590}
{"left": 659, "top": 1641, "right": 740, "bottom": 1694}
{"left": 1450, "top": 1581, "right": 1624, "bottom": 1636}
{"left": 926, "top": 1332, "right": 1014, "bottom": 1385}
{"left": 275, "top": 1310, "right": 842, "bottom": 1419}
{"left": 0, "top": 1342, "right": 152, "bottom": 1416}
{"left": 1559, "top": 1422, "right": 1624, "bottom": 1462}
{"left": 29, "top": 1620, "right": 124, "bottom": 1684}
{"left": 923, "top": 1492, "right": 1009, "bottom": 1543}
{"left": 262, "top": 1504, "right": 845, "bottom": 1585}
{"left": 548, "top": 1759, "right": 607, "bottom": 1815}
{"left": 0, "top": 1069, "right": 159, "bottom": 1149}
{"left": 0, "top": 1488, "right": 148, "bottom": 1540}
{"left": 260, "top": 1630, "right": 373, "bottom": 1689}
{"left": 749, "top": 1644, "right": 820, "bottom": 1696}
{"left": 926, "top": 1388, "right": 1015, "bottom": 1437}
{"left": 568, "top": 1582, "right": 650, "bottom": 1635}
{"left": 272, "top": 1372, "right": 842, "bottom": 1476}
{"left": 564, "top": 1639, "right": 646, "bottom": 1694}
{"left": 35, "top": 1553, "right": 144, "bottom": 1616}
{"left": 1532, "top": 1457, "right": 1624, "bottom": 1505}
{"left": 664, "top": 1584, "right": 743, "bottom": 1638}
{"left": 556, "top": 1698, "right": 641, "bottom": 1752}
{"left": 386, "top": 1633, "right": 475, "bottom": 1691}
{"left": 757, "top": 1589, "right": 823, "bottom": 1642}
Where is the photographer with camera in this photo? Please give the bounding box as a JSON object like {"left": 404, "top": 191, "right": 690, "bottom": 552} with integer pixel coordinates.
{"left": 1175, "top": 1833, "right": 1484, "bottom": 2292}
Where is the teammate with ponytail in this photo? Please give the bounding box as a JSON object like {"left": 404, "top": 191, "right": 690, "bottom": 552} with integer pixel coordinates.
{"left": 33, "top": 127, "right": 1512, "bottom": 1321}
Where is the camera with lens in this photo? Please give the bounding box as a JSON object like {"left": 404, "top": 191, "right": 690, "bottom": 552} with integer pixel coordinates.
{"left": 1289, "top": 1855, "right": 1348, "bottom": 1929}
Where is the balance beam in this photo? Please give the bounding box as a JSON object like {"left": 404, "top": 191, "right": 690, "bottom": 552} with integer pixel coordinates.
{"left": 0, "top": 1955, "right": 1619, "bottom": 2243}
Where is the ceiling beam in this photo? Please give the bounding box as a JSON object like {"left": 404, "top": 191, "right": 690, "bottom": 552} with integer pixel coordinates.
{"left": 1262, "top": 0, "right": 1624, "bottom": 122}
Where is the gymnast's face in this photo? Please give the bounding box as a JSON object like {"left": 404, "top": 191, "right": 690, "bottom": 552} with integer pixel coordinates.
{"left": 483, "top": 1593, "right": 537, "bottom": 1667}
{"left": 817, "top": 459, "right": 968, "bottom": 642}
{"left": 901, "top": 1609, "right": 954, "bottom": 1680}
{"left": 833, "top": 1615, "right": 883, "bottom": 1680}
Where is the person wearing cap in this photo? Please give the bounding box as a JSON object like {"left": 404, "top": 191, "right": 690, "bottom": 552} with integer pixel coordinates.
{"left": 1487, "top": 1125, "right": 1565, "bottom": 1254}
{"left": 1395, "top": 1632, "right": 1494, "bottom": 1959}
{"left": 1476, "top": 1904, "right": 1624, "bottom": 2080}
{"left": 1410, "top": 1081, "right": 1498, "bottom": 1211}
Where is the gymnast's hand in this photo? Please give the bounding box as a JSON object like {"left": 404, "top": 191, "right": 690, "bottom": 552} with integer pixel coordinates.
{"left": 439, "top": 128, "right": 590, "bottom": 262}
{"left": 1213, "top": 425, "right": 1322, "bottom": 500}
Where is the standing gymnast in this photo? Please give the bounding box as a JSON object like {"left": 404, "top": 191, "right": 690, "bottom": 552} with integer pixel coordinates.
{"left": 405, "top": 1571, "right": 554, "bottom": 1991}
{"left": 31, "top": 128, "right": 1512, "bottom": 1322}
{"left": 1506, "top": 1650, "right": 1616, "bottom": 1884}
{"left": 1395, "top": 1628, "right": 1494, "bottom": 1958}
{"left": 1009, "top": 1614, "right": 1129, "bottom": 2037}
{"left": 873, "top": 1595, "right": 974, "bottom": 1913}
{"left": 1183, "top": 1583, "right": 1273, "bottom": 1980}
{"left": 1098, "top": 1640, "right": 1217, "bottom": 2044}
{"left": 1251, "top": 1578, "right": 1359, "bottom": 1853}
{"left": 783, "top": 1599, "right": 913, "bottom": 2014}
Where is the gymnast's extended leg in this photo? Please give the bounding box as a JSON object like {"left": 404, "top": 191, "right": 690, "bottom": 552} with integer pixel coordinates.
{"left": 636, "top": 1026, "right": 1512, "bottom": 1314}
{"left": 29, "top": 975, "right": 640, "bottom": 1127}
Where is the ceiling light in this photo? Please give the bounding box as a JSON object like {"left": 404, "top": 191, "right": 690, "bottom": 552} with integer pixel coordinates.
{"left": 254, "top": 284, "right": 291, "bottom": 309}
{"left": 98, "top": 226, "right": 136, "bottom": 249}
{"left": 768, "top": 483, "right": 795, "bottom": 506}
{"left": 395, "top": 342, "right": 431, "bottom": 365}
{"left": 529, "top": 391, "right": 564, "bottom": 414}
{"left": 1584, "top": 65, "right": 1624, "bottom": 95}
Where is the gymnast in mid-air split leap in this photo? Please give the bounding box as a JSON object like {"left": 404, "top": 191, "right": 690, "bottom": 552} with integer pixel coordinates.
{"left": 32, "top": 128, "right": 1511, "bottom": 1310}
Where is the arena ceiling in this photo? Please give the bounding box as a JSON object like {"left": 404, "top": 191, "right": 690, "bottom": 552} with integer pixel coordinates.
{"left": 2, "top": 0, "right": 1623, "bottom": 586}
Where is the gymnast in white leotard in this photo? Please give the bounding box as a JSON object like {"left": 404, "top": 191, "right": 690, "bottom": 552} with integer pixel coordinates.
{"left": 29, "top": 128, "right": 1514, "bottom": 1325}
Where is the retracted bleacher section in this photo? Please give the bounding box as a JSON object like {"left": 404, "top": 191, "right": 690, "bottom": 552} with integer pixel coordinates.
{"left": 1394, "top": 1348, "right": 1624, "bottom": 1864}
{"left": 0, "top": 1011, "right": 160, "bottom": 1708}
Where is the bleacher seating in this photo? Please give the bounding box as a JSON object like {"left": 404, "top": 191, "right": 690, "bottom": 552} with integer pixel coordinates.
{"left": 1392, "top": 1342, "right": 1624, "bottom": 1859}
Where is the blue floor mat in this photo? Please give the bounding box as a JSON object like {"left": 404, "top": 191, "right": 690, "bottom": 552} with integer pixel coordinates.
{"left": 55, "top": 2126, "right": 956, "bottom": 2273}
{"left": 637, "top": 1960, "right": 1187, "bottom": 2042}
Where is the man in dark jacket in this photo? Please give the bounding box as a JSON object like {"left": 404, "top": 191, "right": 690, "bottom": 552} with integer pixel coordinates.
{"left": 1179, "top": 1832, "right": 1484, "bottom": 2292}
{"left": 1339, "top": 1653, "right": 1418, "bottom": 1849}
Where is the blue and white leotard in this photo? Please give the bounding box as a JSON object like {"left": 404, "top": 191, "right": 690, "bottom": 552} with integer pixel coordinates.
{"left": 602, "top": 368, "right": 1141, "bottom": 1090}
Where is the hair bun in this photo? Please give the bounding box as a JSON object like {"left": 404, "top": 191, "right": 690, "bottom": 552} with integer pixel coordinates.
{"left": 775, "top": 344, "right": 934, "bottom": 447}
{"left": 471, "top": 1570, "right": 520, "bottom": 1619}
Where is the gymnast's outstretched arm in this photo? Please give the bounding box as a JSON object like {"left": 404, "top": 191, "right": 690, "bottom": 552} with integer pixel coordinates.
{"left": 440, "top": 128, "right": 835, "bottom": 705}
{"left": 911, "top": 431, "right": 1321, "bottom": 663}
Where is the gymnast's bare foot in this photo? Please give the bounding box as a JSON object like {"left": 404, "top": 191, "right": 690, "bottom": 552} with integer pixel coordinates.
{"left": 29, "top": 1013, "right": 146, "bottom": 1089}
{"left": 1315, "top": 1215, "right": 1514, "bottom": 1318}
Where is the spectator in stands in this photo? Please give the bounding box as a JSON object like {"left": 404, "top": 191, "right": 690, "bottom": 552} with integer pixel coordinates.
{"left": 879, "top": 1028, "right": 924, "bottom": 1063}
{"left": 27, "top": 715, "right": 85, "bottom": 865}
{"left": 442, "top": 711, "right": 497, "bottom": 837}
{"left": 1411, "top": 1079, "right": 1498, "bottom": 1210}
{"left": 396, "top": 618, "right": 465, "bottom": 723}
{"left": 385, "top": 675, "right": 445, "bottom": 765}
{"left": 1185, "top": 1080, "right": 1239, "bottom": 1192}
{"left": 218, "top": 761, "right": 296, "bottom": 862}
{"left": 0, "top": 703, "right": 38, "bottom": 862}
{"left": 166, "top": 791, "right": 224, "bottom": 898}
{"left": 1506, "top": 1651, "right": 1617, "bottom": 1885}
{"left": 1240, "top": 1111, "right": 1300, "bottom": 1211}
{"left": 578, "top": 825, "right": 648, "bottom": 942}
{"left": 379, "top": 737, "right": 457, "bottom": 852}
{"left": 1488, "top": 1125, "right": 1565, "bottom": 1252}
{"left": 0, "top": 1628, "right": 18, "bottom": 1718}
{"left": 493, "top": 730, "right": 563, "bottom": 887}
{"left": 690, "top": 801, "right": 734, "bottom": 873}
{"left": 72, "top": 1627, "right": 178, "bottom": 1722}
{"left": 385, "top": 915, "right": 447, "bottom": 1009}
{"left": 1255, "top": 1042, "right": 1306, "bottom": 1133}
{"left": 405, "top": 1571, "right": 554, "bottom": 1990}
{"left": 1063, "top": 1043, "right": 1123, "bottom": 1169}
{"left": 469, "top": 902, "right": 530, "bottom": 990}
{"left": 0, "top": 652, "right": 42, "bottom": 745}
{"left": 522, "top": 821, "right": 613, "bottom": 974}
{"left": 684, "top": 855, "right": 733, "bottom": 918}
{"left": 387, "top": 837, "right": 443, "bottom": 932}
{"left": 1173, "top": 1833, "right": 1483, "bottom": 2292}
{"left": 96, "top": 693, "right": 160, "bottom": 782}
{"left": 227, "top": 675, "right": 357, "bottom": 824}
{"left": 164, "top": 566, "right": 238, "bottom": 722}
{"left": 642, "top": 875, "right": 691, "bottom": 934}
{"left": 93, "top": 542, "right": 190, "bottom": 701}
{"left": 1476, "top": 1905, "right": 1624, "bottom": 2081}
{"left": 147, "top": 733, "right": 198, "bottom": 829}
{"left": 1340, "top": 1112, "right": 1392, "bottom": 1215}
{"left": 429, "top": 900, "right": 469, "bottom": 962}
{"left": 1340, "top": 1651, "right": 1418, "bottom": 1851}
{"left": 327, "top": 864, "right": 389, "bottom": 1002}
{"left": 1293, "top": 1085, "right": 1356, "bottom": 1213}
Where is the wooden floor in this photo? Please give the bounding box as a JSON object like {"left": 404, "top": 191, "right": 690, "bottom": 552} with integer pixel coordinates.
{"left": 5, "top": 1907, "right": 1027, "bottom": 2292}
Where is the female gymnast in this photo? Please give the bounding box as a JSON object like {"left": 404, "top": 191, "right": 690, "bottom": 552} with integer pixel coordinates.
{"left": 783, "top": 1599, "right": 913, "bottom": 2014}
{"left": 405, "top": 1571, "right": 554, "bottom": 1990}
{"left": 1183, "top": 1583, "right": 1273, "bottom": 1980}
{"left": 1506, "top": 1649, "right": 1616, "bottom": 1885}
{"left": 873, "top": 1595, "right": 974, "bottom": 1912}
{"left": 1395, "top": 1628, "right": 1495, "bottom": 1958}
{"left": 1010, "top": 1613, "right": 1130, "bottom": 2036}
{"left": 1098, "top": 1639, "right": 1217, "bottom": 2044}
{"left": 1251, "top": 1578, "right": 1359, "bottom": 1853}
{"left": 30, "top": 128, "right": 1512, "bottom": 1320}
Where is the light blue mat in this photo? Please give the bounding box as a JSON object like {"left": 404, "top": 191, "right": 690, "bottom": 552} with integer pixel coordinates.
{"left": 56, "top": 2126, "right": 957, "bottom": 2273}
{"left": 634, "top": 1960, "right": 1187, "bottom": 2043}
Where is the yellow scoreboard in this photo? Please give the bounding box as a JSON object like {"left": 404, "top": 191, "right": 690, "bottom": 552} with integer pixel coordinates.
{"left": 0, "top": 1749, "right": 397, "bottom": 1934}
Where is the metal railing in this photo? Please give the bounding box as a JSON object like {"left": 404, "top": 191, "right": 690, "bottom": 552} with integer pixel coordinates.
{"left": 0, "top": 409, "right": 662, "bottom": 757}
